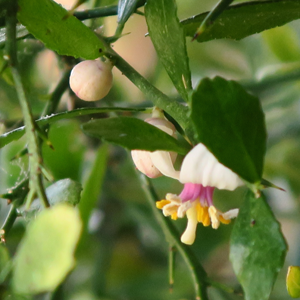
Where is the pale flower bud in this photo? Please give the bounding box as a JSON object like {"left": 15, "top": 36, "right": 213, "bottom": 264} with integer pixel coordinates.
{"left": 69, "top": 59, "right": 113, "bottom": 101}
{"left": 131, "top": 117, "right": 179, "bottom": 179}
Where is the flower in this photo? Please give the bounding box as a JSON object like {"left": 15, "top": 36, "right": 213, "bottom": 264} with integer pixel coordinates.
{"left": 157, "top": 143, "right": 243, "bottom": 245}
{"left": 131, "top": 110, "right": 179, "bottom": 180}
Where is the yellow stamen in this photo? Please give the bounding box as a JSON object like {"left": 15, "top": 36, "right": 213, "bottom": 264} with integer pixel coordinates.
{"left": 171, "top": 212, "right": 178, "bottom": 220}
{"left": 196, "top": 202, "right": 211, "bottom": 226}
{"left": 156, "top": 200, "right": 170, "bottom": 209}
{"left": 219, "top": 215, "right": 231, "bottom": 224}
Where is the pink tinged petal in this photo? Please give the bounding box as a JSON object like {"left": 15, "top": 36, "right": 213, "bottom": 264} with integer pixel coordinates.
{"left": 181, "top": 206, "right": 198, "bottom": 245}
{"left": 179, "top": 183, "right": 201, "bottom": 202}
{"left": 179, "top": 143, "right": 244, "bottom": 190}
{"left": 150, "top": 151, "right": 180, "bottom": 180}
{"left": 204, "top": 186, "right": 214, "bottom": 206}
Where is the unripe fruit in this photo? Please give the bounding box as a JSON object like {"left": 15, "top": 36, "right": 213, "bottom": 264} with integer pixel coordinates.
{"left": 69, "top": 59, "right": 113, "bottom": 101}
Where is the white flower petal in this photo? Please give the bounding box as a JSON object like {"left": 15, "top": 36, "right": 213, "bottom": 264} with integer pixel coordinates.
{"left": 179, "top": 143, "right": 244, "bottom": 190}
{"left": 150, "top": 151, "right": 180, "bottom": 180}
{"left": 222, "top": 208, "right": 239, "bottom": 220}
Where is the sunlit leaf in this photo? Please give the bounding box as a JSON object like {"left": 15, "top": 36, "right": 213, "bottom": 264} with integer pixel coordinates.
{"left": 12, "top": 204, "right": 82, "bottom": 294}
{"left": 230, "top": 191, "right": 287, "bottom": 300}
{"left": 287, "top": 266, "right": 300, "bottom": 298}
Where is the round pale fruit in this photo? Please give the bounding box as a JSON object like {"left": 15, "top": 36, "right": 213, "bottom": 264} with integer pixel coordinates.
{"left": 69, "top": 59, "right": 113, "bottom": 101}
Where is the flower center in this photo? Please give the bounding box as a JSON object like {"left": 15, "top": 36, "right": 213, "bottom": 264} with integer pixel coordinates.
{"left": 179, "top": 183, "right": 214, "bottom": 206}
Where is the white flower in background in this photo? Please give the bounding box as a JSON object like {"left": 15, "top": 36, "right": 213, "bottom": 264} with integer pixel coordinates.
{"left": 69, "top": 59, "right": 113, "bottom": 101}
{"left": 157, "top": 143, "right": 243, "bottom": 245}
{"left": 131, "top": 109, "right": 179, "bottom": 180}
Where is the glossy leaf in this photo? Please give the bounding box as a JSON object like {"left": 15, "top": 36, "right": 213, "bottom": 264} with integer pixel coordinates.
{"left": 21, "top": 179, "right": 82, "bottom": 221}
{"left": 230, "top": 191, "right": 287, "bottom": 300}
{"left": 12, "top": 204, "right": 82, "bottom": 294}
{"left": 182, "top": 0, "right": 300, "bottom": 43}
{"left": 287, "top": 266, "right": 300, "bottom": 298}
{"left": 81, "top": 117, "right": 191, "bottom": 155}
{"left": 191, "top": 77, "right": 266, "bottom": 183}
{"left": 17, "top": 0, "right": 105, "bottom": 59}
{"left": 145, "top": 0, "right": 192, "bottom": 101}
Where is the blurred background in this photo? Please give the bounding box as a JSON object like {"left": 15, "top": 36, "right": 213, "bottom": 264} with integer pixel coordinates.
{"left": 1, "top": 0, "right": 300, "bottom": 299}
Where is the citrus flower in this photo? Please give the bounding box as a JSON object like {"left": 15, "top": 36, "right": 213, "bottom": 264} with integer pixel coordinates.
{"left": 157, "top": 143, "right": 243, "bottom": 245}
{"left": 131, "top": 109, "right": 179, "bottom": 180}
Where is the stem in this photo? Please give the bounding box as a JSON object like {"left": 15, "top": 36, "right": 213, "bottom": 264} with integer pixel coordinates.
{"left": 74, "top": 0, "right": 145, "bottom": 21}
{"left": 43, "top": 69, "right": 72, "bottom": 116}
{"left": 139, "top": 174, "right": 209, "bottom": 300}
{"left": 5, "top": 1, "right": 50, "bottom": 208}
{"left": 106, "top": 48, "right": 190, "bottom": 132}
{"left": 74, "top": 5, "right": 118, "bottom": 20}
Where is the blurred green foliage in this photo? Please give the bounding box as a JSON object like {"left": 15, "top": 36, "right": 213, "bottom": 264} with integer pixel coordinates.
{"left": 1, "top": 0, "right": 300, "bottom": 299}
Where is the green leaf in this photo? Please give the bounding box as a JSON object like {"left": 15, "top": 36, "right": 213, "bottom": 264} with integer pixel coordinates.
{"left": 81, "top": 117, "right": 191, "bottom": 155}
{"left": 12, "top": 204, "right": 82, "bottom": 294}
{"left": 17, "top": 0, "right": 105, "bottom": 59}
{"left": 0, "top": 107, "right": 147, "bottom": 149}
{"left": 182, "top": 0, "right": 300, "bottom": 43}
{"left": 20, "top": 179, "right": 82, "bottom": 221}
{"left": 145, "top": 0, "right": 192, "bottom": 101}
{"left": 287, "top": 266, "right": 300, "bottom": 298}
{"left": 191, "top": 77, "right": 266, "bottom": 183}
{"left": 79, "top": 144, "right": 108, "bottom": 233}
{"left": 230, "top": 191, "right": 287, "bottom": 300}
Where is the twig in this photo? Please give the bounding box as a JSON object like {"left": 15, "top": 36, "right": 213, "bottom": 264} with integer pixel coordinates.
{"left": 105, "top": 47, "right": 194, "bottom": 139}
{"left": 5, "top": 0, "right": 49, "bottom": 208}
{"left": 139, "top": 174, "right": 209, "bottom": 300}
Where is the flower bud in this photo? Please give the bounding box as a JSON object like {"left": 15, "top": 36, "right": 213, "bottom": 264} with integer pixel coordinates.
{"left": 131, "top": 117, "right": 178, "bottom": 179}
{"left": 69, "top": 59, "right": 113, "bottom": 101}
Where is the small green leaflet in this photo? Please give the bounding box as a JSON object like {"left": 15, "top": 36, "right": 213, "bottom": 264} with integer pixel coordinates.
{"left": 20, "top": 179, "right": 82, "bottom": 221}
{"left": 17, "top": 0, "right": 104, "bottom": 59}
{"left": 182, "top": 0, "right": 300, "bottom": 43}
{"left": 145, "top": 0, "right": 192, "bottom": 102}
{"left": 191, "top": 77, "right": 266, "bottom": 184}
{"left": 230, "top": 191, "right": 287, "bottom": 300}
{"left": 81, "top": 117, "right": 191, "bottom": 155}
